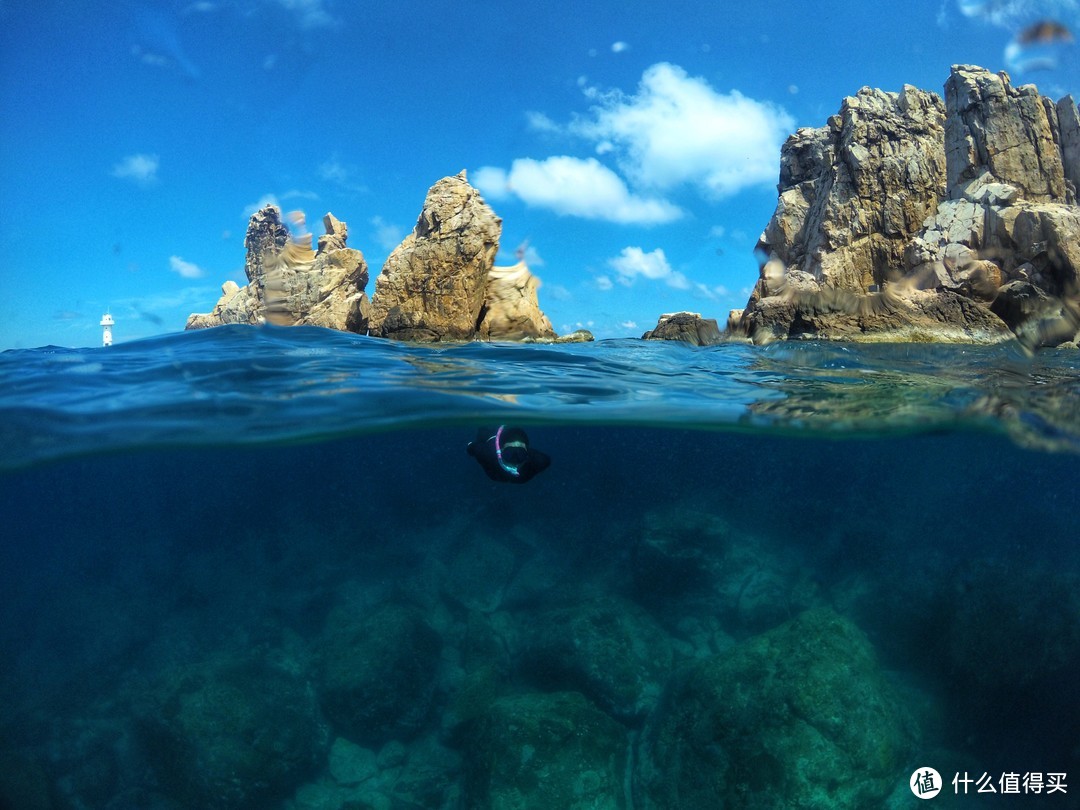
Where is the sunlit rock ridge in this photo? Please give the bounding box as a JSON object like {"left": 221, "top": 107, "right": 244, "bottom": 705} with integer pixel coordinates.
{"left": 728, "top": 64, "right": 1080, "bottom": 348}
{"left": 186, "top": 171, "right": 565, "bottom": 343}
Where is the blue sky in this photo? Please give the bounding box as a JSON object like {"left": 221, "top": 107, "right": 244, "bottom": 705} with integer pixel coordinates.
{"left": 1, "top": 0, "right": 1077, "bottom": 348}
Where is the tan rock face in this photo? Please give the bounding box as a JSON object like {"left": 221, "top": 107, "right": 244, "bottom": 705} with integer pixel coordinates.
{"left": 945, "top": 66, "right": 1069, "bottom": 204}
{"left": 369, "top": 171, "right": 502, "bottom": 342}
{"left": 476, "top": 261, "right": 556, "bottom": 341}
{"left": 734, "top": 65, "right": 1080, "bottom": 347}
{"left": 186, "top": 206, "right": 370, "bottom": 333}
{"left": 759, "top": 85, "right": 946, "bottom": 292}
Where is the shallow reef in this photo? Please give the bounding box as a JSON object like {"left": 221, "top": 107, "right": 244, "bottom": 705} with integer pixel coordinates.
{"left": 0, "top": 428, "right": 1077, "bottom": 809}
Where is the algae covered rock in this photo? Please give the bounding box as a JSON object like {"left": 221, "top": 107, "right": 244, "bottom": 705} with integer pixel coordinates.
{"left": 315, "top": 602, "right": 442, "bottom": 745}
{"left": 519, "top": 596, "right": 673, "bottom": 722}
{"left": 634, "top": 607, "right": 914, "bottom": 810}
{"left": 461, "top": 691, "right": 628, "bottom": 809}
{"left": 138, "top": 657, "right": 326, "bottom": 810}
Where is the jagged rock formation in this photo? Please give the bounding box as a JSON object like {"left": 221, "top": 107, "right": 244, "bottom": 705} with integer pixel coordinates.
{"left": 733, "top": 65, "right": 1080, "bottom": 347}
{"left": 641, "top": 312, "right": 722, "bottom": 346}
{"left": 760, "top": 84, "right": 947, "bottom": 292}
{"left": 476, "top": 260, "right": 556, "bottom": 341}
{"left": 368, "top": 171, "right": 502, "bottom": 342}
{"left": 185, "top": 208, "right": 370, "bottom": 332}
{"left": 187, "top": 173, "right": 562, "bottom": 342}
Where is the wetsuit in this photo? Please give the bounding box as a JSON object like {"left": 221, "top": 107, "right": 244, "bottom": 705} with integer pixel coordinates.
{"left": 467, "top": 426, "right": 551, "bottom": 484}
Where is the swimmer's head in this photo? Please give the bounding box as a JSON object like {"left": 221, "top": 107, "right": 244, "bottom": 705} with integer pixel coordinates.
{"left": 495, "top": 425, "right": 529, "bottom": 476}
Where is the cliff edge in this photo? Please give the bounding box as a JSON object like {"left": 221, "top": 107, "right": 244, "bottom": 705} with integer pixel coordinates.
{"left": 730, "top": 65, "right": 1080, "bottom": 347}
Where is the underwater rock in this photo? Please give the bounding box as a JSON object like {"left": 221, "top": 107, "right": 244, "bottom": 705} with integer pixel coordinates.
{"left": 732, "top": 65, "right": 1080, "bottom": 346}
{"left": 137, "top": 656, "right": 326, "bottom": 810}
{"left": 941, "top": 562, "right": 1080, "bottom": 692}
{"left": 641, "top": 311, "right": 722, "bottom": 346}
{"left": 519, "top": 596, "right": 673, "bottom": 722}
{"left": 0, "top": 750, "right": 53, "bottom": 810}
{"left": 475, "top": 260, "right": 557, "bottom": 341}
{"left": 327, "top": 737, "right": 378, "bottom": 786}
{"left": 315, "top": 602, "right": 442, "bottom": 745}
{"left": 633, "top": 506, "right": 814, "bottom": 638}
{"left": 634, "top": 607, "right": 914, "bottom": 810}
{"left": 460, "top": 691, "right": 628, "bottom": 809}
{"left": 442, "top": 535, "right": 519, "bottom": 613}
{"left": 632, "top": 507, "right": 731, "bottom": 602}
{"left": 369, "top": 171, "right": 501, "bottom": 341}
{"left": 186, "top": 206, "right": 371, "bottom": 332}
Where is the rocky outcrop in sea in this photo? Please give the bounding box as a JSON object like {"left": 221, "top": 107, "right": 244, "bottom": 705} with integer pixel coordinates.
{"left": 641, "top": 311, "right": 722, "bottom": 346}
{"left": 187, "top": 171, "right": 567, "bottom": 343}
{"left": 730, "top": 65, "right": 1080, "bottom": 347}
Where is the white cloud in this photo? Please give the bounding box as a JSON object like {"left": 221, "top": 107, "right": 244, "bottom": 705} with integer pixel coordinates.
{"left": 370, "top": 215, "right": 406, "bottom": 251}
{"left": 957, "top": 0, "right": 1078, "bottom": 27}
{"left": 525, "top": 111, "right": 560, "bottom": 133}
{"left": 472, "top": 166, "right": 511, "bottom": 200}
{"left": 596, "top": 275, "right": 614, "bottom": 291}
{"left": 111, "top": 153, "right": 159, "bottom": 186}
{"left": 573, "top": 62, "right": 794, "bottom": 198}
{"left": 608, "top": 246, "right": 689, "bottom": 289}
{"left": 476, "top": 156, "right": 682, "bottom": 225}
{"left": 619, "top": 320, "right": 638, "bottom": 329}
{"left": 548, "top": 284, "right": 571, "bottom": 301}
{"left": 319, "top": 157, "right": 365, "bottom": 192}
{"left": 611, "top": 41, "right": 630, "bottom": 53}
{"left": 277, "top": 0, "right": 334, "bottom": 28}
{"left": 169, "top": 255, "right": 205, "bottom": 279}
{"left": 243, "top": 194, "right": 279, "bottom": 219}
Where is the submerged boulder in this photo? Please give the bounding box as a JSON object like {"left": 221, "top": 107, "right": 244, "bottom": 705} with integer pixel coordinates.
{"left": 634, "top": 608, "right": 914, "bottom": 810}
{"left": 369, "top": 171, "right": 501, "bottom": 341}
{"left": 519, "top": 596, "right": 673, "bottom": 722}
{"left": 138, "top": 656, "right": 326, "bottom": 810}
{"left": 315, "top": 602, "right": 442, "bottom": 745}
{"left": 460, "top": 692, "right": 628, "bottom": 809}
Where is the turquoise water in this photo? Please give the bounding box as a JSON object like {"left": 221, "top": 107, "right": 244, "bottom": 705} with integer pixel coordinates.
{"left": 1, "top": 327, "right": 1078, "bottom": 808}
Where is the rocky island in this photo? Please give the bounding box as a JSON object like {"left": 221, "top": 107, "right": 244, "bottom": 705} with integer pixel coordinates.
{"left": 191, "top": 66, "right": 1077, "bottom": 349}
{"left": 186, "top": 171, "right": 584, "bottom": 343}
{"left": 724, "top": 64, "right": 1080, "bottom": 348}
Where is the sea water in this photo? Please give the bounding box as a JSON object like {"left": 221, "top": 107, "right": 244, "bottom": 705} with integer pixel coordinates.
{"left": 0, "top": 325, "right": 1077, "bottom": 809}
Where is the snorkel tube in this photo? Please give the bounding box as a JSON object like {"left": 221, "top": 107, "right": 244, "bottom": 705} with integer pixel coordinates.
{"left": 493, "top": 425, "right": 522, "bottom": 478}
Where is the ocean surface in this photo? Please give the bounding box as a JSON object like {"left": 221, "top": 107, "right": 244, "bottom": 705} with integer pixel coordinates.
{"left": 1, "top": 325, "right": 1078, "bottom": 809}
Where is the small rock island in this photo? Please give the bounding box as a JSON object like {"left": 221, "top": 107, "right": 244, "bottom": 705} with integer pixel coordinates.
{"left": 187, "top": 171, "right": 588, "bottom": 344}
{"left": 191, "top": 65, "right": 1078, "bottom": 349}
{"left": 725, "top": 64, "right": 1080, "bottom": 348}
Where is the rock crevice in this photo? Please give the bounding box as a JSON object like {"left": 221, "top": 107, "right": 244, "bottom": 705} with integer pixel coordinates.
{"left": 733, "top": 65, "right": 1080, "bottom": 347}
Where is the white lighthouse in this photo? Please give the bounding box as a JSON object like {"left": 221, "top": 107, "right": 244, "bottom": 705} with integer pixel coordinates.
{"left": 100, "top": 312, "right": 114, "bottom": 347}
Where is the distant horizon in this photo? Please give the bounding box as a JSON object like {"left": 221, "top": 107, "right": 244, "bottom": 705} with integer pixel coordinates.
{"left": 2, "top": 0, "right": 1077, "bottom": 350}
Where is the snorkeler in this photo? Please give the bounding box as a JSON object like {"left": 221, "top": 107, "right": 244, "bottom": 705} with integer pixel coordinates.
{"left": 467, "top": 425, "right": 551, "bottom": 484}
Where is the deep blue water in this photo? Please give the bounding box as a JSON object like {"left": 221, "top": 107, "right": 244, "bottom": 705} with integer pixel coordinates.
{"left": 1, "top": 326, "right": 1078, "bottom": 809}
